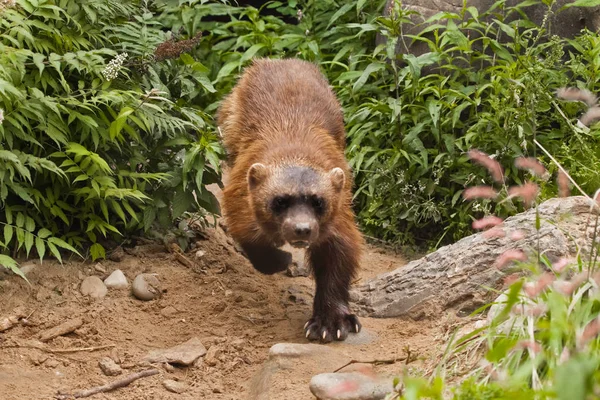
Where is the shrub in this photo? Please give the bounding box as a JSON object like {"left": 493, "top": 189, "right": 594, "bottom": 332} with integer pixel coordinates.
{"left": 384, "top": 146, "right": 600, "bottom": 399}
{"left": 0, "top": 0, "right": 222, "bottom": 275}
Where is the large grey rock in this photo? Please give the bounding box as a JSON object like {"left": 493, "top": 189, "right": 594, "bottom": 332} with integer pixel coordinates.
{"left": 379, "top": 1, "right": 600, "bottom": 64}
{"left": 350, "top": 196, "right": 598, "bottom": 319}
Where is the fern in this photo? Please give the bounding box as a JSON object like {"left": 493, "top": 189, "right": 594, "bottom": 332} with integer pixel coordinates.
{"left": 0, "top": 0, "right": 222, "bottom": 274}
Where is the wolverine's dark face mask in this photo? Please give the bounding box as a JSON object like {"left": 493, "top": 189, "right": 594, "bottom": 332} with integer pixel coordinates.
{"left": 246, "top": 163, "right": 345, "bottom": 248}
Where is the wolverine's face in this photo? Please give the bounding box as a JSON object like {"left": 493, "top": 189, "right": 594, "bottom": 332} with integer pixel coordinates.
{"left": 246, "top": 163, "right": 345, "bottom": 248}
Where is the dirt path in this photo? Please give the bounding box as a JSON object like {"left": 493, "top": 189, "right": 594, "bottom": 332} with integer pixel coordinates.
{"left": 0, "top": 221, "right": 456, "bottom": 400}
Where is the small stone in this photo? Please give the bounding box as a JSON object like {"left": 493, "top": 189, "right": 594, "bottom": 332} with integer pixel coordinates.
{"left": 98, "top": 357, "right": 122, "bottom": 376}
{"left": 94, "top": 263, "right": 107, "bottom": 274}
{"left": 132, "top": 273, "right": 161, "bottom": 301}
{"left": 163, "top": 379, "right": 188, "bottom": 394}
{"left": 44, "top": 358, "right": 59, "bottom": 368}
{"left": 309, "top": 372, "right": 394, "bottom": 400}
{"left": 204, "top": 345, "right": 221, "bottom": 366}
{"left": 268, "top": 343, "right": 332, "bottom": 359}
{"left": 231, "top": 338, "right": 246, "bottom": 351}
{"left": 160, "top": 306, "right": 178, "bottom": 318}
{"left": 142, "top": 337, "right": 207, "bottom": 366}
{"left": 80, "top": 276, "right": 108, "bottom": 299}
{"left": 195, "top": 250, "right": 206, "bottom": 259}
{"left": 104, "top": 270, "right": 128, "bottom": 290}
{"left": 20, "top": 263, "right": 36, "bottom": 276}
{"left": 212, "top": 383, "right": 224, "bottom": 394}
{"left": 162, "top": 362, "right": 175, "bottom": 373}
{"left": 108, "top": 246, "right": 125, "bottom": 262}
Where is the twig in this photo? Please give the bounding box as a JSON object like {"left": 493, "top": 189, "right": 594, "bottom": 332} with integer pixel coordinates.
{"left": 55, "top": 368, "right": 159, "bottom": 399}
{"left": 1, "top": 343, "right": 115, "bottom": 354}
{"left": 333, "top": 356, "right": 407, "bottom": 373}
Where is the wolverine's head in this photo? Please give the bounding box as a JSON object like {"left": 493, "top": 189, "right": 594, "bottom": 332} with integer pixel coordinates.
{"left": 246, "top": 163, "right": 345, "bottom": 248}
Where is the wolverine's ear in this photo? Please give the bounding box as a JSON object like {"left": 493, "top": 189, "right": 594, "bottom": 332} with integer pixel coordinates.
{"left": 328, "top": 167, "right": 345, "bottom": 192}
{"left": 248, "top": 163, "right": 268, "bottom": 189}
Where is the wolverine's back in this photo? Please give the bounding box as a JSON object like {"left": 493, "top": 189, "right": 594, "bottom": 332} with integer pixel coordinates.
{"left": 217, "top": 58, "right": 346, "bottom": 163}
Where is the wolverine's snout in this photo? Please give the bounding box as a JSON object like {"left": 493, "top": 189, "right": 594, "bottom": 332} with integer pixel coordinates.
{"left": 282, "top": 215, "right": 318, "bottom": 248}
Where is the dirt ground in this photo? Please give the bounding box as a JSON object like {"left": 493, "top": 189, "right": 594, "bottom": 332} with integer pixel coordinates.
{"left": 0, "top": 218, "right": 460, "bottom": 400}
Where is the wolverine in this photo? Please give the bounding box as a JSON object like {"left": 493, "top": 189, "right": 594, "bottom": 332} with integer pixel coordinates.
{"left": 217, "top": 58, "right": 364, "bottom": 342}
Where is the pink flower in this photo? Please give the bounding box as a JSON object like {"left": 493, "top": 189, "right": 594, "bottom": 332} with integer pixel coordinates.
{"left": 517, "top": 340, "right": 542, "bottom": 354}
{"left": 523, "top": 273, "right": 554, "bottom": 298}
{"left": 463, "top": 186, "right": 499, "bottom": 200}
{"left": 508, "top": 182, "right": 539, "bottom": 208}
{"left": 552, "top": 258, "right": 571, "bottom": 273}
{"left": 578, "top": 317, "right": 600, "bottom": 347}
{"left": 468, "top": 149, "right": 504, "bottom": 183}
{"left": 515, "top": 157, "right": 547, "bottom": 178}
{"left": 556, "top": 87, "right": 597, "bottom": 107}
{"left": 473, "top": 216, "right": 503, "bottom": 230}
{"left": 495, "top": 249, "right": 527, "bottom": 268}
{"left": 557, "top": 170, "right": 570, "bottom": 198}
{"left": 483, "top": 227, "right": 506, "bottom": 239}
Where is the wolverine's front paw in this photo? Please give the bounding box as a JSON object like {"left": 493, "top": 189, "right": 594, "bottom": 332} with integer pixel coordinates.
{"left": 304, "top": 312, "right": 361, "bottom": 343}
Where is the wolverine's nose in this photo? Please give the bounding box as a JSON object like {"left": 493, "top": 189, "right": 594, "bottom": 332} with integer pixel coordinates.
{"left": 294, "top": 223, "right": 311, "bottom": 238}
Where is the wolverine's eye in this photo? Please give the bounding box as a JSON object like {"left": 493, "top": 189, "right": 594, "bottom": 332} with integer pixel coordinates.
{"left": 311, "top": 196, "right": 326, "bottom": 214}
{"left": 271, "top": 195, "right": 291, "bottom": 214}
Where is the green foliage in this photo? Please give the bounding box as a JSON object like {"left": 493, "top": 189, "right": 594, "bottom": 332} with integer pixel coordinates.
{"left": 158, "top": 0, "right": 600, "bottom": 248}
{"left": 0, "top": 0, "right": 222, "bottom": 273}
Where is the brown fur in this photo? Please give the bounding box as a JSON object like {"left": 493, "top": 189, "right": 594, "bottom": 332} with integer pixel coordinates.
{"left": 217, "top": 58, "right": 364, "bottom": 342}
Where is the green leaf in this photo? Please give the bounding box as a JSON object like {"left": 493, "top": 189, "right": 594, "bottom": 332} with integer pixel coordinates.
{"left": 47, "top": 242, "right": 62, "bottom": 263}
{"left": 3, "top": 225, "right": 13, "bottom": 245}
{"left": 560, "top": 0, "right": 600, "bottom": 9}
{"left": 48, "top": 237, "right": 81, "bottom": 257}
{"left": 24, "top": 232, "right": 34, "bottom": 256}
{"left": 0, "top": 255, "right": 27, "bottom": 282}
{"left": 172, "top": 189, "right": 194, "bottom": 219}
{"left": 109, "top": 107, "right": 135, "bottom": 140}
{"left": 353, "top": 62, "right": 385, "bottom": 92}
{"left": 35, "top": 236, "right": 46, "bottom": 261}
{"left": 90, "top": 243, "right": 105, "bottom": 261}
{"left": 32, "top": 53, "right": 45, "bottom": 75}
{"left": 25, "top": 216, "right": 35, "bottom": 232}
{"left": 37, "top": 228, "right": 52, "bottom": 239}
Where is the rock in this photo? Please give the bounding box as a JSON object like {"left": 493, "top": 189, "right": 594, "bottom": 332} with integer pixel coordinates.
{"left": 98, "top": 357, "right": 122, "bottom": 376}
{"left": 204, "top": 345, "right": 221, "bottom": 366}
{"left": 212, "top": 383, "right": 224, "bottom": 394}
{"left": 104, "top": 269, "right": 128, "bottom": 289}
{"left": 379, "top": 0, "right": 600, "bottom": 63}
{"left": 80, "top": 276, "right": 107, "bottom": 299}
{"left": 132, "top": 273, "right": 161, "bottom": 301}
{"left": 249, "top": 343, "right": 354, "bottom": 400}
{"left": 351, "top": 196, "right": 597, "bottom": 319}
{"left": 309, "top": 372, "right": 394, "bottom": 400}
{"left": 44, "top": 358, "right": 59, "bottom": 369}
{"left": 160, "top": 306, "right": 178, "bottom": 318}
{"left": 19, "top": 263, "right": 36, "bottom": 276}
{"left": 285, "top": 246, "right": 310, "bottom": 277}
{"left": 94, "top": 263, "right": 106, "bottom": 274}
{"left": 108, "top": 246, "right": 125, "bottom": 262}
{"left": 195, "top": 250, "right": 206, "bottom": 259}
{"left": 269, "top": 343, "right": 335, "bottom": 359}
{"left": 163, "top": 379, "right": 188, "bottom": 394}
{"left": 142, "top": 337, "right": 207, "bottom": 366}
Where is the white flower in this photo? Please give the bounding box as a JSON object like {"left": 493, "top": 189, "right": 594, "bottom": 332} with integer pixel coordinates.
{"left": 102, "top": 52, "right": 128, "bottom": 81}
{"left": 0, "top": 109, "right": 4, "bottom": 125}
